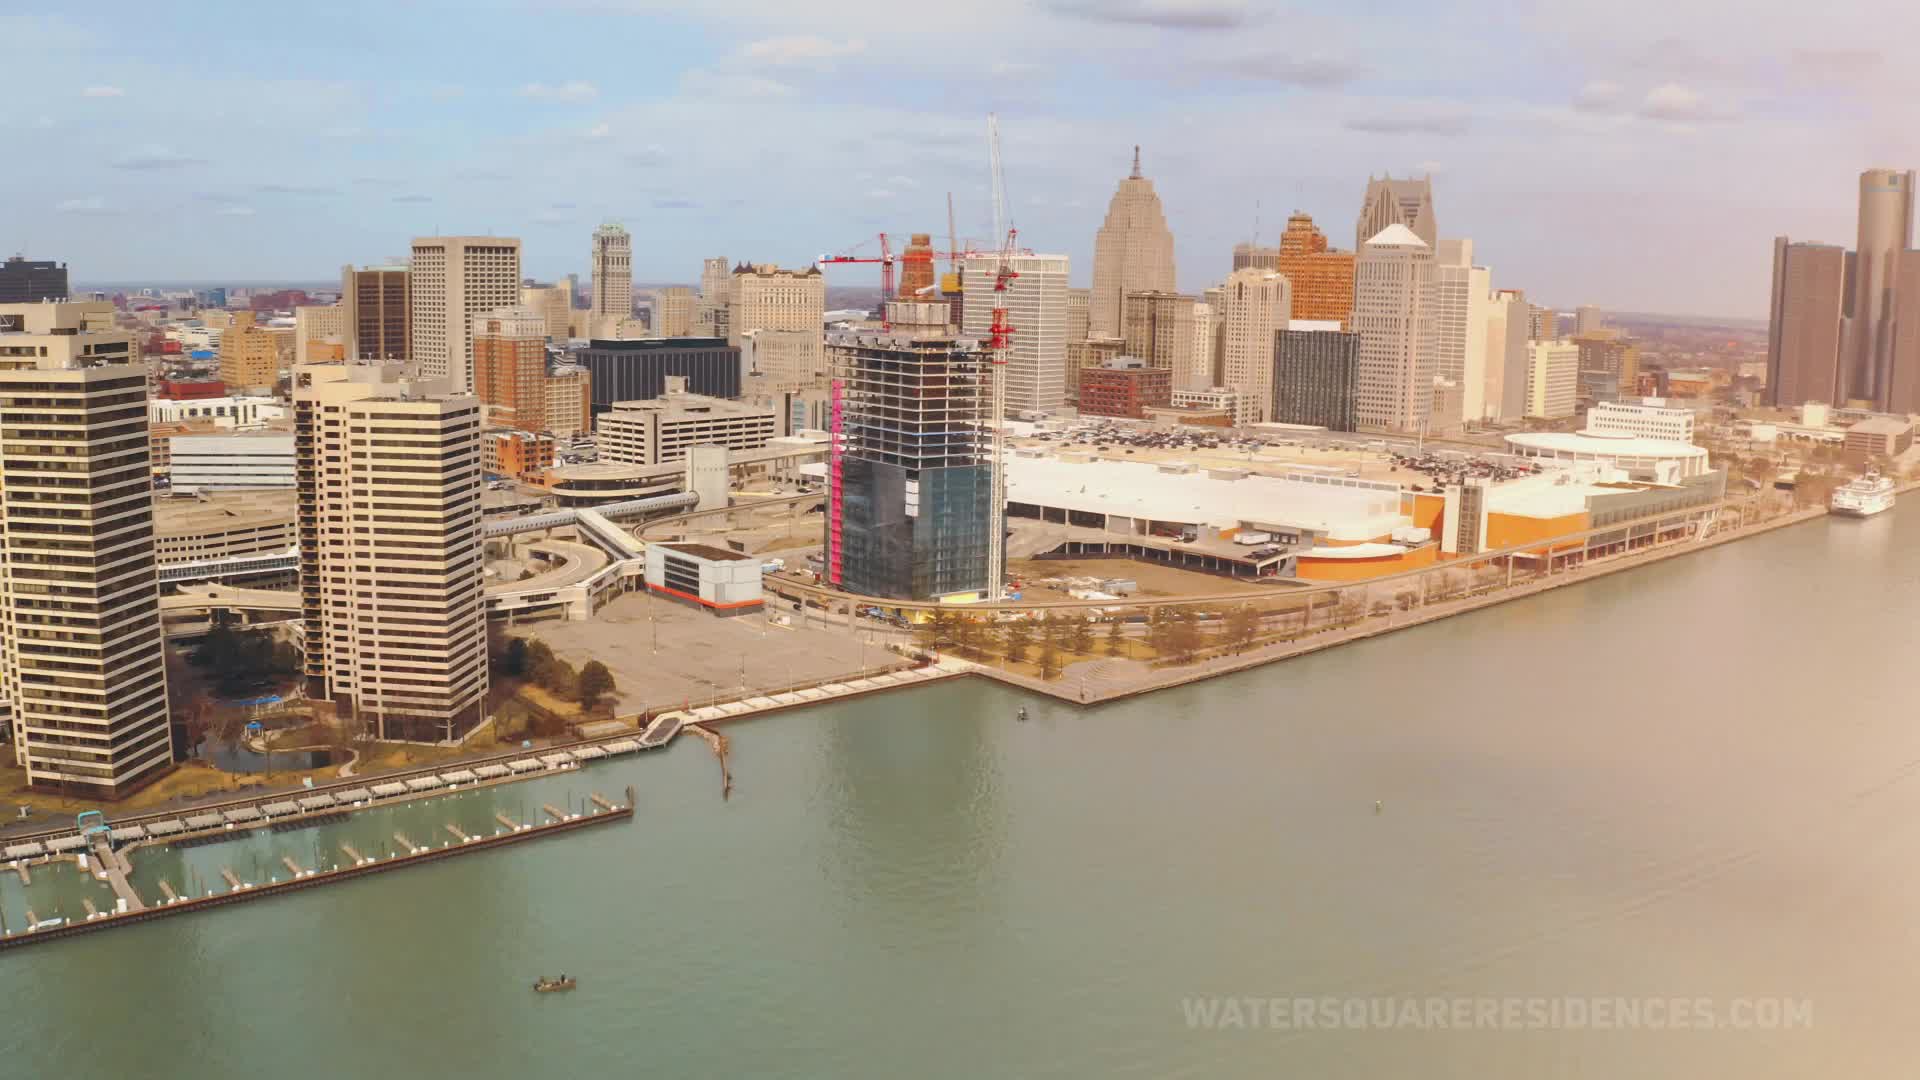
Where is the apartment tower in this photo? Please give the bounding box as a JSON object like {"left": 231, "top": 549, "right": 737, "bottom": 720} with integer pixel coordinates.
{"left": 1433, "top": 239, "right": 1491, "bottom": 424}
{"left": 0, "top": 302, "right": 173, "bottom": 795}
{"left": 409, "top": 236, "right": 522, "bottom": 395}
{"left": 1765, "top": 239, "right": 1848, "bottom": 407}
{"left": 1088, "top": 147, "right": 1177, "bottom": 338}
{"left": 730, "top": 263, "right": 827, "bottom": 386}
{"left": 1276, "top": 213, "right": 1357, "bottom": 326}
{"left": 591, "top": 223, "right": 634, "bottom": 337}
{"left": 1121, "top": 291, "right": 1196, "bottom": 388}
{"left": 653, "top": 286, "right": 694, "bottom": 336}
{"left": 295, "top": 363, "right": 487, "bottom": 743}
{"left": 1353, "top": 224, "right": 1438, "bottom": 432}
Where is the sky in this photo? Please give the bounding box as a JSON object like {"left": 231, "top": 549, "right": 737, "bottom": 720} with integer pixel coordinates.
{"left": 5, "top": 1, "right": 1918, "bottom": 317}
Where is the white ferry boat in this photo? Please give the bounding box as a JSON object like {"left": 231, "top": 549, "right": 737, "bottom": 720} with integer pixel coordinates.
{"left": 1830, "top": 470, "right": 1896, "bottom": 517}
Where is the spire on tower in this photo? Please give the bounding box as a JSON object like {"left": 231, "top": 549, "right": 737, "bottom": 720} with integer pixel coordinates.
{"left": 1131, "top": 145, "right": 1141, "bottom": 179}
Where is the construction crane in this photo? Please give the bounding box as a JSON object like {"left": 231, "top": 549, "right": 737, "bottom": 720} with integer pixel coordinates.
{"left": 984, "top": 112, "right": 1017, "bottom": 602}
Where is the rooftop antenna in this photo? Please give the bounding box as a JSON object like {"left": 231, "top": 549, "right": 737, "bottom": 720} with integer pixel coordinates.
{"left": 1130, "top": 145, "right": 1142, "bottom": 180}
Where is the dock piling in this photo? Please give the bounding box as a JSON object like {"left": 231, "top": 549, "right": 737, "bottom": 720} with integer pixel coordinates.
{"left": 340, "top": 843, "right": 365, "bottom": 865}
{"left": 159, "top": 880, "right": 179, "bottom": 903}
{"left": 394, "top": 831, "right": 416, "bottom": 854}
{"left": 280, "top": 856, "right": 305, "bottom": 878}
{"left": 494, "top": 812, "right": 519, "bottom": 831}
{"left": 444, "top": 823, "right": 471, "bottom": 843}
{"left": 542, "top": 803, "right": 566, "bottom": 822}
{"left": 221, "top": 868, "right": 243, "bottom": 891}
{"left": 589, "top": 794, "right": 615, "bottom": 813}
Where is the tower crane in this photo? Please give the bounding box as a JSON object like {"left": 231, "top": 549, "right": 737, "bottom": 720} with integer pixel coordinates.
{"left": 984, "top": 112, "right": 1017, "bottom": 601}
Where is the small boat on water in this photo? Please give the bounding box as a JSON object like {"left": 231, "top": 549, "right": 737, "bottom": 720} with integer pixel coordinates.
{"left": 1831, "top": 470, "right": 1896, "bottom": 518}
{"left": 533, "top": 975, "right": 577, "bottom": 993}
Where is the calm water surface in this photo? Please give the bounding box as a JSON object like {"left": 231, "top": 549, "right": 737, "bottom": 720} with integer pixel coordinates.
{"left": 3, "top": 505, "right": 1917, "bottom": 1077}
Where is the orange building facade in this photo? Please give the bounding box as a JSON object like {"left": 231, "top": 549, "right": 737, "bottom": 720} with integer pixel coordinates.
{"left": 1276, "top": 213, "right": 1356, "bottom": 327}
{"left": 474, "top": 309, "right": 552, "bottom": 432}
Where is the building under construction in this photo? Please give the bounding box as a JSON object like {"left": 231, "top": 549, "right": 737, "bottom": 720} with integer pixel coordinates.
{"left": 825, "top": 301, "right": 994, "bottom": 601}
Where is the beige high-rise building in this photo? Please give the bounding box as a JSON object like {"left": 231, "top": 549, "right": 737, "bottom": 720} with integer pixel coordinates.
{"left": 1231, "top": 243, "right": 1280, "bottom": 272}
{"left": 591, "top": 223, "right": 633, "bottom": 338}
{"left": 294, "top": 362, "right": 487, "bottom": 743}
{"left": 1356, "top": 174, "right": 1438, "bottom": 251}
{"left": 1524, "top": 341, "right": 1580, "bottom": 419}
{"left": 520, "top": 282, "right": 572, "bottom": 342}
{"left": 545, "top": 367, "right": 591, "bottom": 438}
{"left": 0, "top": 302, "right": 173, "bottom": 796}
{"left": 653, "top": 286, "right": 695, "bottom": 336}
{"left": 1067, "top": 335, "right": 1124, "bottom": 403}
{"left": 1354, "top": 224, "right": 1438, "bottom": 433}
{"left": 1433, "top": 239, "right": 1491, "bottom": 424}
{"left": 1089, "top": 147, "right": 1177, "bottom": 338}
{"left": 730, "top": 264, "right": 825, "bottom": 380}
{"left": 1848, "top": 168, "right": 1914, "bottom": 405}
{"left": 410, "top": 236, "right": 522, "bottom": 395}
{"left": 219, "top": 310, "right": 284, "bottom": 391}
{"left": 741, "top": 328, "right": 822, "bottom": 389}
{"left": 1217, "top": 269, "right": 1290, "bottom": 425}
{"left": 700, "top": 257, "right": 731, "bottom": 303}
{"left": 342, "top": 264, "right": 410, "bottom": 363}
{"left": 294, "top": 304, "right": 348, "bottom": 366}
{"left": 1067, "top": 287, "right": 1090, "bottom": 341}
{"left": 1121, "top": 291, "right": 1196, "bottom": 383}
{"left": 961, "top": 253, "right": 1072, "bottom": 416}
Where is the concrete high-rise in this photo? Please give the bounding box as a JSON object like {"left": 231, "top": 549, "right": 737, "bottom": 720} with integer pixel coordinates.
{"left": 700, "top": 257, "right": 730, "bottom": 303}
{"left": 826, "top": 302, "right": 992, "bottom": 600}
{"left": 520, "top": 282, "right": 572, "bottom": 342}
{"left": 342, "top": 264, "right": 410, "bottom": 363}
{"left": 294, "top": 363, "right": 487, "bottom": 743}
{"left": 1766, "top": 237, "right": 1849, "bottom": 408}
{"left": 1231, "top": 244, "right": 1279, "bottom": 272}
{"left": 219, "top": 311, "right": 284, "bottom": 391}
{"left": 1121, "top": 291, "right": 1196, "bottom": 387}
{"left": 1353, "top": 225, "right": 1438, "bottom": 433}
{"left": 729, "top": 264, "right": 825, "bottom": 386}
{"left": 961, "top": 253, "right": 1071, "bottom": 416}
{"left": 1356, "top": 175, "right": 1437, "bottom": 251}
{"left": 0, "top": 256, "right": 68, "bottom": 303}
{"left": 472, "top": 306, "right": 553, "bottom": 432}
{"left": 653, "top": 286, "right": 694, "bottom": 336}
{"left": 1217, "top": 268, "right": 1290, "bottom": 425}
{"left": 1434, "top": 239, "right": 1491, "bottom": 424}
{"left": 1089, "top": 147, "right": 1176, "bottom": 338}
{"left": 1277, "top": 213, "right": 1356, "bottom": 327}
{"left": 1574, "top": 305, "right": 1604, "bottom": 335}
{"left": 590, "top": 222, "right": 633, "bottom": 338}
{"left": 0, "top": 302, "right": 173, "bottom": 795}
{"left": 410, "top": 236, "right": 522, "bottom": 395}
{"left": 1491, "top": 289, "right": 1533, "bottom": 421}
{"left": 293, "top": 304, "right": 348, "bottom": 366}
{"left": 1848, "top": 168, "right": 1914, "bottom": 405}
{"left": 1524, "top": 341, "right": 1580, "bottom": 419}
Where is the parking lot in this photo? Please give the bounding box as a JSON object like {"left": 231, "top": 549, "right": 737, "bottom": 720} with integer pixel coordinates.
{"left": 518, "top": 590, "right": 902, "bottom": 714}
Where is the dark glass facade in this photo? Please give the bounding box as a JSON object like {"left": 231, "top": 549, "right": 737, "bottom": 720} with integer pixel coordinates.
{"left": 1272, "top": 327, "right": 1359, "bottom": 431}
{"left": 575, "top": 337, "right": 740, "bottom": 413}
{"left": 0, "top": 257, "right": 68, "bottom": 304}
{"left": 826, "top": 325, "right": 992, "bottom": 600}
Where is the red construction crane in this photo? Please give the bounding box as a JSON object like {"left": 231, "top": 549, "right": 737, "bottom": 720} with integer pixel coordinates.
{"left": 817, "top": 223, "right": 1032, "bottom": 329}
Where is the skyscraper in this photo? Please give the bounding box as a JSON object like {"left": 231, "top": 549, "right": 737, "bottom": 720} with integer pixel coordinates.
{"left": 899, "top": 234, "right": 937, "bottom": 298}
{"left": 826, "top": 302, "right": 992, "bottom": 600}
{"left": 591, "top": 222, "right": 633, "bottom": 337}
{"left": 0, "top": 256, "right": 68, "bottom": 303}
{"left": 1272, "top": 321, "right": 1359, "bottom": 431}
{"left": 295, "top": 363, "right": 487, "bottom": 742}
{"left": 1276, "top": 212, "right": 1356, "bottom": 327}
{"left": 293, "top": 304, "right": 348, "bottom": 366}
{"left": 961, "top": 253, "right": 1071, "bottom": 416}
{"left": 653, "top": 286, "right": 695, "bottom": 336}
{"left": 1356, "top": 175, "right": 1438, "bottom": 251}
{"left": 1121, "top": 291, "right": 1196, "bottom": 385}
{"left": 730, "top": 263, "right": 826, "bottom": 385}
{"left": 1089, "top": 147, "right": 1176, "bottom": 338}
{"left": 1354, "top": 225, "right": 1438, "bottom": 432}
{"left": 1217, "top": 268, "right": 1290, "bottom": 425}
{"left": 1433, "top": 239, "right": 1491, "bottom": 424}
{"left": 1189, "top": 301, "right": 1217, "bottom": 391}
{"left": 410, "top": 236, "right": 522, "bottom": 394}
{"left": 519, "top": 281, "right": 572, "bottom": 342}
{"left": 343, "top": 264, "right": 410, "bottom": 363}
{"left": 0, "top": 302, "right": 173, "bottom": 795}
{"left": 1574, "top": 305, "right": 1604, "bottom": 335}
{"left": 1491, "top": 289, "right": 1532, "bottom": 421}
{"left": 219, "top": 310, "right": 284, "bottom": 391}
{"left": 1231, "top": 243, "right": 1280, "bottom": 272}
{"left": 1766, "top": 238, "right": 1849, "bottom": 407}
{"left": 473, "top": 306, "right": 553, "bottom": 431}
{"left": 1848, "top": 168, "right": 1914, "bottom": 404}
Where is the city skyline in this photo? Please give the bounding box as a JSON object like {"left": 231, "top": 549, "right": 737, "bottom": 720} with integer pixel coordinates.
{"left": 9, "top": 3, "right": 1918, "bottom": 317}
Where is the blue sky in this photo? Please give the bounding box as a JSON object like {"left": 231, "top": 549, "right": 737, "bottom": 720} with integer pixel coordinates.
{"left": 5, "top": 1, "right": 1916, "bottom": 316}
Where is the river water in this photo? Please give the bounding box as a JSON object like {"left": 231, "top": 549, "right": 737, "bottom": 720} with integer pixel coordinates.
{"left": 2, "top": 506, "right": 1917, "bottom": 1077}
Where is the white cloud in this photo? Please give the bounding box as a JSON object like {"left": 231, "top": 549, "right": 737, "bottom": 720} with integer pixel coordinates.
{"left": 1639, "top": 82, "right": 1723, "bottom": 123}
{"left": 214, "top": 206, "right": 256, "bottom": 217}
{"left": 55, "top": 197, "right": 113, "bottom": 214}
{"left": 583, "top": 122, "right": 613, "bottom": 140}
{"left": 1573, "top": 79, "right": 1623, "bottom": 111}
{"left": 520, "top": 80, "right": 599, "bottom": 103}
{"left": 81, "top": 85, "right": 124, "bottom": 98}
{"left": 740, "top": 35, "right": 866, "bottom": 71}
{"left": 112, "top": 146, "right": 207, "bottom": 170}
{"left": 1344, "top": 101, "right": 1471, "bottom": 136}
{"left": 1039, "top": 0, "right": 1269, "bottom": 29}
{"left": 678, "top": 69, "right": 794, "bottom": 101}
